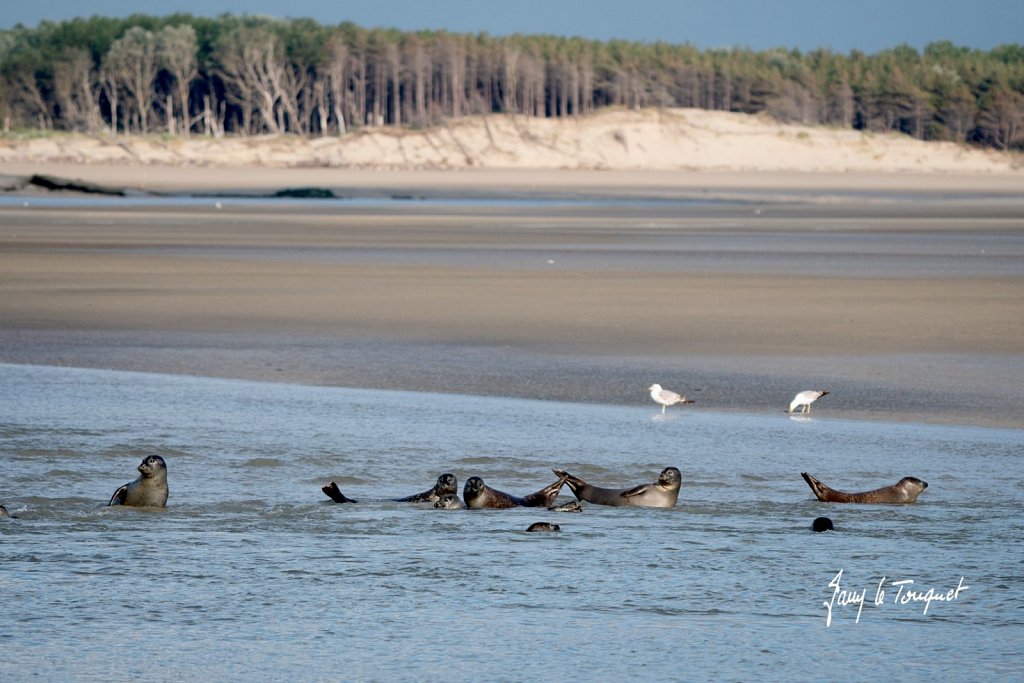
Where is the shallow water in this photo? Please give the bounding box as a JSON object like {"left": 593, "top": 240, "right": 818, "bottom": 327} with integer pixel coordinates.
{"left": 1, "top": 363, "right": 1022, "bottom": 681}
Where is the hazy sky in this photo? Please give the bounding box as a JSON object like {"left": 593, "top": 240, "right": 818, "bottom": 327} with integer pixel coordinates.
{"left": 3, "top": 0, "right": 1021, "bottom": 53}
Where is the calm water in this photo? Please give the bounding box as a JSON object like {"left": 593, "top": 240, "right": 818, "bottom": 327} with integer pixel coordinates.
{"left": 1, "top": 363, "right": 1021, "bottom": 681}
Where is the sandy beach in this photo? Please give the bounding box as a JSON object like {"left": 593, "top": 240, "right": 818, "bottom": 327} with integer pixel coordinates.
{"left": 2, "top": 109, "right": 1022, "bottom": 428}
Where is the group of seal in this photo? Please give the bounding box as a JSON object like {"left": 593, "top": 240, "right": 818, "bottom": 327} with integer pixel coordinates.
{"left": 320, "top": 468, "right": 684, "bottom": 511}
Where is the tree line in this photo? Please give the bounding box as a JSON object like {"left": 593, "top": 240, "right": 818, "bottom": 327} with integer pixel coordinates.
{"left": 1, "top": 14, "right": 1022, "bottom": 151}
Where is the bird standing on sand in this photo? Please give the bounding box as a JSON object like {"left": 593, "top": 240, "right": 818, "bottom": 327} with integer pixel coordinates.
{"left": 648, "top": 383, "right": 694, "bottom": 414}
{"left": 788, "top": 390, "right": 829, "bottom": 414}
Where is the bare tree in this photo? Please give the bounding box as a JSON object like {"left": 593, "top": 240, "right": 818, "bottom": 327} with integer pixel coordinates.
{"left": 105, "top": 27, "right": 158, "bottom": 133}
{"left": 52, "top": 48, "right": 103, "bottom": 132}
{"left": 158, "top": 25, "right": 198, "bottom": 136}
{"left": 216, "top": 26, "right": 287, "bottom": 134}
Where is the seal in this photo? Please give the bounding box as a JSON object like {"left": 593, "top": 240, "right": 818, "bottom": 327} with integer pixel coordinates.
{"left": 548, "top": 501, "right": 582, "bottom": 512}
{"left": 108, "top": 455, "right": 169, "bottom": 508}
{"left": 322, "top": 473, "right": 458, "bottom": 504}
{"left": 553, "top": 467, "right": 681, "bottom": 508}
{"left": 463, "top": 475, "right": 567, "bottom": 509}
{"left": 526, "top": 522, "right": 560, "bottom": 532}
{"left": 394, "top": 473, "right": 458, "bottom": 503}
{"left": 811, "top": 517, "right": 834, "bottom": 532}
{"left": 801, "top": 472, "right": 928, "bottom": 504}
{"left": 0, "top": 504, "right": 12, "bottom": 519}
{"left": 433, "top": 493, "right": 465, "bottom": 509}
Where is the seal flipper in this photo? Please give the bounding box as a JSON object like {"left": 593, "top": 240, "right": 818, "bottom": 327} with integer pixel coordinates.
{"left": 801, "top": 472, "right": 828, "bottom": 501}
{"left": 108, "top": 484, "right": 128, "bottom": 506}
{"left": 322, "top": 481, "right": 358, "bottom": 504}
{"left": 552, "top": 468, "right": 586, "bottom": 499}
{"left": 619, "top": 483, "right": 650, "bottom": 499}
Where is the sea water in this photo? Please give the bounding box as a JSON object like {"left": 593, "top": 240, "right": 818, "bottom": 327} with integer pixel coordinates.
{"left": 1, "top": 363, "right": 1021, "bottom": 681}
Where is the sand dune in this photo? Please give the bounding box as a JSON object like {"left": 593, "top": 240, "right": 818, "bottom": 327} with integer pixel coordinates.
{"left": 1, "top": 107, "right": 1018, "bottom": 174}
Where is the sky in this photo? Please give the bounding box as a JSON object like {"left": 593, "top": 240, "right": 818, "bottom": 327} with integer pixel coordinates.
{"left": 2, "top": 0, "right": 1021, "bottom": 54}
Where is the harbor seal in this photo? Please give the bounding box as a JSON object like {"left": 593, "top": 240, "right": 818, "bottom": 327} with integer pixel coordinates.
{"left": 433, "top": 493, "right": 465, "bottom": 509}
{"left": 548, "top": 500, "right": 582, "bottom": 512}
{"left": 463, "top": 475, "right": 567, "bottom": 509}
{"left": 108, "top": 455, "right": 169, "bottom": 508}
{"left": 811, "top": 517, "right": 834, "bottom": 532}
{"left": 395, "top": 473, "right": 458, "bottom": 502}
{"left": 322, "top": 473, "right": 458, "bottom": 504}
{"left": 0, "top": 504, "right": 13, "bottom": 519}
{"left": 553, "top": 467, "right": 681, "bottom": 508}
{"left": 526, "top": 522, "right": 561, "bottom": 532}
{"left": 801, "top": 472, "right": 928, "bottom": 504}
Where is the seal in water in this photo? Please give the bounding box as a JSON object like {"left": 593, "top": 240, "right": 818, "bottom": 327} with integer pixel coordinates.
{"left": 463, "top": 475, "right": 567, "bottom": 509}
{"left": 108, "top": 455, "right": 169, "bottom": 508}
{"left": 811, "top": 517, "right": 834, "bottom": 532}
{"left": 526, "top": 522, "right": 560, "bottom": 532}
{"left": 0, "top": 504, "right": 13, "bottom": 519}
{"left": 322, "top": 473, "right": 458, "bottom": 504}
{"left": 394, "top": 473, "right": 458, "bottom": 502}
{"left": 801, "top": 472, "right": 928, "bottom": 504}
{"left": 553, "top": 467, "right": 681, "bottom": 508}
{"left": 433, "top": 493, "right": 464, "bottom": 509}
{"left": 548, "top": 500, "right": 582, "bottom": 512}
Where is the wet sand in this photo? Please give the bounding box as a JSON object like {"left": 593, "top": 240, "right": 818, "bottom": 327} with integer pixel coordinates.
{"left": 1, "top": 168, "right": 1022, "bottom": 427}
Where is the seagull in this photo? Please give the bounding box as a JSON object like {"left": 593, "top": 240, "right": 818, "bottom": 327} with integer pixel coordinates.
{"left": 648, "top": 383, "right": 694, "bottom": 414}
{"left": 788, "top": 390, "right": 829, "bottom": 414}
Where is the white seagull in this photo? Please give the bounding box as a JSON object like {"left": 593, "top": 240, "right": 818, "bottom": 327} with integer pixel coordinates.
{"left": 648, "top": 383, "right": 694, "bottom": 414}
{"left": 788, "top": 390, "right": 829, "bottom": 414}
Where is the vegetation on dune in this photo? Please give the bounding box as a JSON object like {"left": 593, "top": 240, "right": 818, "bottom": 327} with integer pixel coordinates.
{"left": 0, "top": 14, "right": 1021, "bottom": 151}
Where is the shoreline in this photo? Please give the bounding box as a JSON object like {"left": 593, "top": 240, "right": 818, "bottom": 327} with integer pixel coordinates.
{"left": 1, "top": 186, "right": 1021, "bottom": 430}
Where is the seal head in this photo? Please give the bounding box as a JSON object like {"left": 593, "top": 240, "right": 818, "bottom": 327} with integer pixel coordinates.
{"left": 811, "top": 517, "right": 834, "bottom": 532}
{"left": 526, "top": 522, "right": 560, "bottom": 532}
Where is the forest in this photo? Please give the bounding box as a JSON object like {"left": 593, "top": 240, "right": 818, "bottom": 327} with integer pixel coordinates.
{"left": 1, "top": 14, "right": 1022, "bottom": 151}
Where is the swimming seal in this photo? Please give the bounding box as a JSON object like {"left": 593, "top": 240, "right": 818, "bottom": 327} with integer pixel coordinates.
{"left": 322, "top": 473, "right": 458, "bottom": 504}
{"left": 463, "top": 475, "right": 567, "bottom": 509}
{"left": 433, "top": 493, "right": 465, "bottom": 509}
{"left": 811, "top": 517, "right": 834, "bottom": 532}
{"left": 553, "top": 467, "right": 681, "bottom": 508}
{"left": 526, "top": 522, "right": 560, "bottom": 532}
{"left": 801, "top": 472, "right": 928, "bottom": 504}
{"left": 108, "top": 455, "right": 169, "bottom": 508}
{"left": 0, "top": 504, "right": 13, "bottom": 519}
{"left": 548, "top": 501, "right": 582, "bottom": 512}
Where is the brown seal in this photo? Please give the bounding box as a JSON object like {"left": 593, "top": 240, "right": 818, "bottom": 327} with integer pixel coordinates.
{"left": 463, "top": 475, "right": 567, "bottom": 509}
{"left": 553, "top": 467, "right": 681, "bottom": 508}
{"left": 801, "top": 472, "right": 928, "bottom": 504}
{"left": 322, "top": 473, "right": 457, "bottom": 504}
{"left": 108, "top": 455, "right": 168, "bottom": 508}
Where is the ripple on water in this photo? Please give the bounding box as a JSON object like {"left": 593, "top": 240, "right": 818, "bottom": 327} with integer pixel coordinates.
{"left": 0, "top": 363, "right": 1022, "bottom": 680}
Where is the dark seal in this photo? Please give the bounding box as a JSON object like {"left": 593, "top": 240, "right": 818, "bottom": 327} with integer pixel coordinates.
{"left": 322, "top": 473, "right": 458, "bottom": 504}
{"left": 801, "top": 472, "right": 928, "bottom": 504}
{"left": 463, "top": 475, "right": 567, "bottom": 510}
{"left": 526, "top": 522, "right": 561, "bottom": 532}
{"left": 108, "top": 455, "right": 168, "bottom": 508}
{"left": 811, "top": 517, "right": 835, "bottom": 532}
